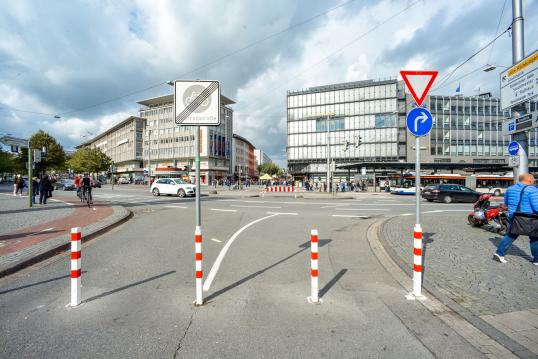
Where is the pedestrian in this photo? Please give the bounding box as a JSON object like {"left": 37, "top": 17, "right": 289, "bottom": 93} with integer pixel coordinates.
{"left": 39, "top": 175, "right": 52, "bottom": 205}
{"left": 17, "top": 175, "right": 25, "bottom": 196}
{"left": 493, "top": 173, "right": 538, "bottom": 265}
{"left": 13, "top": 175, "right": 19, "bottom": 196}
{"left": 31, "top": 177, "right": 39, "bottom": 204}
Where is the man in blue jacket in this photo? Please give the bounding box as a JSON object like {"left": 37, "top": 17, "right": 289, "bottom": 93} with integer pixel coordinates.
{"left": 494, "top": 173, "right": 538, "bottom": 265}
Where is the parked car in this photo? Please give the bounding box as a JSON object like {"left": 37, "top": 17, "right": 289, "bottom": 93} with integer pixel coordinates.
{"left": 92, "top": 180, "right": 102, "bottom": 188}
{"left": 421, "top": 184, "right": 481, "bottom": 203}
{"left": 118, "top": 177, "right": 130, "bottom": 184}
{"left": 151, "top": 178, "right": 195, "bottom": 198}
{"left": 59, "top": 179, "right": 76, "bottom": 191}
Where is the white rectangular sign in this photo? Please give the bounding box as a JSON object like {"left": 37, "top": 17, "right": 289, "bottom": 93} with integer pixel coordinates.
{"left": 0, "top": 136, "right": 28, "bottom": 148}
{"left": 174, "top": 80, "right": 220, "bottom": 126}
{"left": 509, "top": 155, "right": 520, "bottom": 167}
{"left": 500, "top": 50, "right": 538, "bottom": 110}
{"left": 502, "top": 112, "right": 538, "bottom": 135}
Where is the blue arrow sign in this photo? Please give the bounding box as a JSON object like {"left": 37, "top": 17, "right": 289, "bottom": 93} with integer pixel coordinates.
{"left": 508, "top": 141, "right": 519, "bottom": 156}
{"left": 406, "top": 107, "right": 433, "bottom": 137}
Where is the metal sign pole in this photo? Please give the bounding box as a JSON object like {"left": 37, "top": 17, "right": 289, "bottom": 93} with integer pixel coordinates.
{"left": 195, "top": 125, "right": 201, "bottom": 227}
{"left": 28, "top": 140, "right": 33, "bottom": 208}
{"left": 415, "top": 137, "right": 420, "bottom": 225}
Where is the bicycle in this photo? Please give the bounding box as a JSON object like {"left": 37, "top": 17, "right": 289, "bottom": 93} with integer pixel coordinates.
{"left": 81, "top": 186, "right": 92, "bottom": 208}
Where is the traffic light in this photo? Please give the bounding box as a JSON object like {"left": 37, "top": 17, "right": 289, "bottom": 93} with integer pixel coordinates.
{"left": 355, "top": 136, "right": 362, "bottom": 148}
{"left": 343, "top": 140, "right": 350, "bottom": 151}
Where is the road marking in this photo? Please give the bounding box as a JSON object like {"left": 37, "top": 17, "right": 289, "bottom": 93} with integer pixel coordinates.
{"left": 400, "top": 213, "right": 414, "bottom": 216}
{"left": 210, "top": 208, "right": 237, "bottom": 212}
{"left": 320, "top": 205, "right": 337, "bottom": 208}
{"left": 210, "top": 238, "right": 222, "bottom": 243}
{"left": 423, "top": 209, "right": 469, "bottom": 214}
{"left": 331, "top": 214, "right": 369, "bottom": 218}
{"left": 203, "top": 213, "right": 279, "bottom": 292}
{"left": 26, "top": 227, "right": 55, "bottom": 237}
{"left": 334, "top": 208, "right": 389, "bottom": 211}
{"left": 165, "top": 205, "right": 187, "bottom": 209}
{"left": 266, "top": 211, "right": 298, "bottom": 215}
{"left": 48, "top": 198, "right": 75, "bottom": 206}
{"left": 230, "top": 205, "right": 281, "bottom": 209}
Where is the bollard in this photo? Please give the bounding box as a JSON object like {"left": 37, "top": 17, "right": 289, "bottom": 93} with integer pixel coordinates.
{"left": 70, "top": 227, "right": 82, "bottom": 307}
{"left": 194, "top": 226, "right": 203, "bottom": 306}
{"left": 308, "top": 229, "right": 319, "bottom": 304}
{"left": 412, "top": 224, "right": 423, "bottom": 298}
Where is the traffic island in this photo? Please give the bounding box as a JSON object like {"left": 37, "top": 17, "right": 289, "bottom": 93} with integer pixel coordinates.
{"left": 375, "top": 214, "right": 538, "bottom": 358}
{"left": 0, "top": 198, "right": 131, "bottom": 277}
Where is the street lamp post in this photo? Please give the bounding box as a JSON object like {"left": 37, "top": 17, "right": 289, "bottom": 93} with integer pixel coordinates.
{"left": 147, "top": 130, "right": 151, "bottom": 185}
{"left": 326, "top": 114, "right": 331, "bottom": 192}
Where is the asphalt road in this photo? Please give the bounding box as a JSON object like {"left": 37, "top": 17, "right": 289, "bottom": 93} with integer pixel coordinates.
{"left": 0, "top": 187, "right": 485, "bottom": 358}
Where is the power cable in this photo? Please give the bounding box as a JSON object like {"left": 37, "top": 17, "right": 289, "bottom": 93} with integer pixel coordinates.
{"left": 54, "top": 0, "right": 359, "bottom": 117}
{"left": 0, "top": 106, "right": 56, "bottom": 117}
{"left": 487, "top": 0, "right": 508, "bottom": 65}
{"left": 235, "top": 0, "right": 421, "bottom": 116}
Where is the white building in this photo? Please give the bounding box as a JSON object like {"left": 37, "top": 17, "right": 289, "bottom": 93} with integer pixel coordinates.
{"left": 253, "top": 149, "right": 272, "bottom": 167}
{"left": 232, "top": 134, "right": 256, "bottom": 179}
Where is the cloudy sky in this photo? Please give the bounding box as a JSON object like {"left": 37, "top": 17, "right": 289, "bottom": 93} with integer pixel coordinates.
{"left": 1, "top": 0, "right": 537, "bottom": 165}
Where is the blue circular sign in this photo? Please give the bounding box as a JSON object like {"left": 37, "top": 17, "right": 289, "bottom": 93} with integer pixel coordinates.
{"left": 508, "top": 141, "right": 519, "bottom": 156}
{"left": 406, "top": 108, "right": 433, "bottom": 137}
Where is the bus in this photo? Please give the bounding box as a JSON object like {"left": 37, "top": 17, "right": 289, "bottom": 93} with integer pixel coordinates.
{"left": 400, "top": 173, "right": 514, "bottom": 196}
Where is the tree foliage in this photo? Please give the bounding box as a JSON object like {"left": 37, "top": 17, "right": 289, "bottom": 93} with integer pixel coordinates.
{"left": 259, "top": 162, "right": 283, "bottom": 176}
{"left": 67, "top": 147, "right": 112, "bottom": 174}
{"left": 0, "top": 149, "right": 22, "bottom": 174}
{"left": 14, "top": 130, "right": 67, "bottom": 173}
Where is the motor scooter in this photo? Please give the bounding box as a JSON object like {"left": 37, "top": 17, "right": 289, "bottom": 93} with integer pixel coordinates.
{"left": 467, "top": 194, "right": 509, "bottom": 235}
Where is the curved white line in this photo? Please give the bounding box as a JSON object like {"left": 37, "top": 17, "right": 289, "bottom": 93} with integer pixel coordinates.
{"left": 203, "top": 213, "right": 279, "bottom": 292}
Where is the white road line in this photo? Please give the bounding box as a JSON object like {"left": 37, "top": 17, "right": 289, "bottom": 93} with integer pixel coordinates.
{"left": 400, "top": 213, "right": 414, "bottom": 216}
{"left": 165, "top": 205, "right": 187, "bottom": 209}
{"left": 27, "top": 227, "right": 55, "bottom": 236}
{"left": 48, "top": 198, "right": 75, "bottom": 206}
{"left": 331, "top": 214, "right": 369, "bottom": 218}
{"left": 423, "top": 209, "right": 469, "bottom": 214}
{"left": 203, "top": 213, "right": 279, "bottom": 292}
{"left": 266, "top": 211, "right": 298, "bottom": 215}
{"left": 210, "top": 238, "right": 222, "bottom": 243}
{"left": 230, "top": 205, "right": 282, "bottom": 209}
{"left": 210, "top": 208, "right": 237, "bottom": 212}
{"left": 334, "top": 208, "right": 389, "bottom": 211}
{"left": 320, "top": 205, "right": 337, "bottom": 208}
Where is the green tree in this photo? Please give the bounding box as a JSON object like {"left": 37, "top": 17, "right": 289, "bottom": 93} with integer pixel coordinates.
{"left": 260, "top": 162, "right": 282, "bottom": 176}
{"left": 0, "top": 149, "right": 21, "bottom": 174}
{"left": 14, "top": 130, "right": 67, "bottom": 173}
{"left": 68, "top": 147, "right": 112, "bottom": 174}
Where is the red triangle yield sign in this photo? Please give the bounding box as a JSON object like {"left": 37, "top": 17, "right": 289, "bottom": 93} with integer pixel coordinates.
{"left": 400, "top": 70, "right": 438, "bottom": 107}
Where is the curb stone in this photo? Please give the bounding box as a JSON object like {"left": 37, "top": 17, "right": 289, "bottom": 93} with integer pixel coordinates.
{"left": 368, "top": 217, "right": 534, "bottom": 359}
{"left": 0, "top": 206, "right": 132, "bottom": 278}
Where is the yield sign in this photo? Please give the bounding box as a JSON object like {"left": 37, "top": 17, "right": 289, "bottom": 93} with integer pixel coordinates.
{"left": 400, "top": 70, "right": 438, "bottom": 107}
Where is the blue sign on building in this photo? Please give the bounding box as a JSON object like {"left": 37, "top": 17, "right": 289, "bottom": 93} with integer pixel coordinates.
{"left": 508, "top": 141, "right": 519, "bottom": 156}
{"left": 406, "top": 108, "right": 433, "bottom": 137}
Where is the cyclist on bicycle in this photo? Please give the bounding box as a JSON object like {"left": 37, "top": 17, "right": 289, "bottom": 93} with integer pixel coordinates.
{"left": 81, "top": 173, "right": 93, "bottom": 205}
{"left": 74, "top": 175, "right": 81, "bottom": 197}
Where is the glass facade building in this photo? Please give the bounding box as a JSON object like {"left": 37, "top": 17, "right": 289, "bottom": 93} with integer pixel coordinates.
{"left": 419, "top": 94, "right": 538, "bottom": 165}
{"left": 287, "top": 79, "right": 407, "bottom": 179}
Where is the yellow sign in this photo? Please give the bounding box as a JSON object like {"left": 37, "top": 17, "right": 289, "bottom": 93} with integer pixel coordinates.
{"left": 508, "top": 51, "right": 538, "bottom": 77}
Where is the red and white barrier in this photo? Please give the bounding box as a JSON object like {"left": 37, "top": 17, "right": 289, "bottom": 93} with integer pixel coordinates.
{"left": 412, "top": 224, "right": 423, "bottom": 297}
{"left": 309, "top": 229, "right": 319, "bottom": 304}
{"left": 265, "top": 186, "right": 295, "bottom": 193}
{"left": 194, "top": 226, "right": 203, "bottom": 306}
{"left": 70, "top": 227, "right": 82, "bottom": 307}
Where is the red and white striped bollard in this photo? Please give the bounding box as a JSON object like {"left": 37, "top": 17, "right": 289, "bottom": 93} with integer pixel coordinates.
{"left": 194, "top": 226, "right": 203, "bottom": 305}
{"left": 309, "top": 229, "right": 319, "bottom": 304}
{"left": 412, "top": 224, "right": 423, "bottom": 298}
{"left": 70, "top": 227, "right": 82, "bottom": 307}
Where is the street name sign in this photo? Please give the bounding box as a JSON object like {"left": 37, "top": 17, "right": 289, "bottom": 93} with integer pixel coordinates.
{"left": 174, "top": 80, "right": 220, "bottom": 126}
{"left": 508, "top": 141, "right": 519, "bottom": 156}
{"left": 406, "top": 108, "right": 433, "bottom": 137}
{"left": 500, "top": 50, "right": 538, "bottom": 110}
{"left": 400, "top": 70, "right": 438, "bottom": 107}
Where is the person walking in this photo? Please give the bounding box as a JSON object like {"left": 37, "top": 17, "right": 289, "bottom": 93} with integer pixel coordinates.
{"left": 493, "top": 173, "right": 538, "bottom": 265}
{"left": 31, "top": 177, "right": 39, "bottom": 205}
{"left": 13, "top": 175, "right": 19, "bottom": 196}
{"left": 39, "top": 175, "right": 52, "bottom": 205}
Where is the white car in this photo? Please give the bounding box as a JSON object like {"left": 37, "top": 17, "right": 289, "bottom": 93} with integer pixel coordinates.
{"left": 151, "top": 178, "right": 195, "bottom": 198}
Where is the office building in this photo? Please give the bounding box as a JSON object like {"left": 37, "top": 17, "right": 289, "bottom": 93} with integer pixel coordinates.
{"left": 77, "top": 116, "right": 146, "bottom": 177}
{"left": 232, "top": 134, "right": 256, "bottom": 178}
{"left": 137, "top": 93, "right": 235, "bottom": 184}
{"left": 287, "top": 78, "right": 406, "bottom": 181}
{"left": 254, "top": 149, "right": 272, "bottom": 168}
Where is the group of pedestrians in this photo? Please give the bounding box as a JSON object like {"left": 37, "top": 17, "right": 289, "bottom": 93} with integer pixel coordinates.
{"left": 12, "top": 174, "right": 54, "bottom": 205}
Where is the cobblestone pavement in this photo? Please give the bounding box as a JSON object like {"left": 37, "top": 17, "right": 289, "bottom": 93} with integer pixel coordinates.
{"left": 382, "top": 212, "right": 538, "bottom": 356}
{"left": 0, "top": 193, "right": 74, "bottom": 234}
{"left": 383, "top": 213, "right": 537, "bottom": 315}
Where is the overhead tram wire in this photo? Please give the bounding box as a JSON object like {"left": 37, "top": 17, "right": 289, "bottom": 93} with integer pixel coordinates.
{"left": 486, "top": 0, "right": 508, "bottom": 65}
{"left": 0, "top": 106, "right": 56, "bottom": 117}
{"left": 234, "top": 0, "right": 422, "bottom": 116}
{"left": 53, "top": 0, "right": 359, "bottom": 118}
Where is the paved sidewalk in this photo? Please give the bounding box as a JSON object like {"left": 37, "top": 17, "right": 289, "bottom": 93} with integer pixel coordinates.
{"left": 381, "top": 213, "right": 538, "bottom": 358}
{"left": 0, "top": 193, "right": 131, "bottom": 276}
